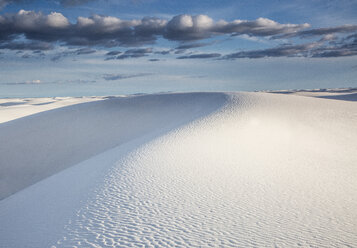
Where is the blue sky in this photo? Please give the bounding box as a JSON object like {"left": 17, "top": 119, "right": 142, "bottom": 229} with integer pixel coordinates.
{"left": 0, "top": 0, "right": 356, "bottom": 97}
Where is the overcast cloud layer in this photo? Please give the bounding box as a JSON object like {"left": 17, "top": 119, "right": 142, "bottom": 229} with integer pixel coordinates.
{"left": 0, "top": 9, "right": 356, "bottom": 59}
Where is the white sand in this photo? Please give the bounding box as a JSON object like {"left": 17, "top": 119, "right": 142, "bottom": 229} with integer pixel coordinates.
{"left": 0, "top": 96, "right": 106, "bottom": 124}
{"left": 0, "top": 92, "right": 356, "bottom": 247}
{"left": 266, "top": 87, "right": 357, "bottom": 101}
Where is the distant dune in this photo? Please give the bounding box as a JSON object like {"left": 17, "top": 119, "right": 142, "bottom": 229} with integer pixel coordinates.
{"left": 266, "top": 87, "right": 357, "bottom": 101}
{"left": 0, "top": 91, "right": 356, "bottom": 247}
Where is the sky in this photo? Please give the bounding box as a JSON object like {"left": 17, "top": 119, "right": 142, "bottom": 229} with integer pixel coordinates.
{"left": 0, "top": 0, "right": 356, "bottom": 97}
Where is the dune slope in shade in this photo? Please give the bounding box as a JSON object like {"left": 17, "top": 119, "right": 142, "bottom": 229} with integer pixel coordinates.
{"left": 0, "top": 93, "right": 227, "bottom": 199}
{"left": 1, "top": 92, "right": 357, "bottom": 247}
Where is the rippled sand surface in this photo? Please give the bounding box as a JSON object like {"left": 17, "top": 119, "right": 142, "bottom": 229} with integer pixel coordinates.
{"left": 1, "top": 92, "right": 356, "bottom": 247}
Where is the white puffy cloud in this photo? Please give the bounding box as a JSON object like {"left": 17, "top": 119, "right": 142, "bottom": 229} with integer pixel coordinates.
{"left": 46, "top": 12, "right": 70, "bottom": 28}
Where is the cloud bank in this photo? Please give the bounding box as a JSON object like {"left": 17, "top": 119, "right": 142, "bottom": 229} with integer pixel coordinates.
{"left": 0, "top": 10, "right": 356, "bottom": 59}
{"left": 0, "top": 11, "right": 308, "bottom": 48}
{"left": 223, "top": 37, "right": 357, "bottom": 59}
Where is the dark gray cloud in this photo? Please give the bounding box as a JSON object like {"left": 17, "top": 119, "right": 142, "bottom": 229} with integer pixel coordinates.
{"left": 154, "top": 50, "right": 171, "bottom": 55}
{"left": 50, "top": 47, "right": 96, "bottom": 61}
{"left": 174, "top": 49, "right": 186, "bottom": 54}
{"left": 116, "top": 54, "right": 139, "bottom": 59}
{"left": 0, "top": 41, "right": 53, "bottom": 50}
{"left": 104, "top": 56, "right": 116, "bottom": 61}
{"left": 223, "top": 43, "right": 318, "bottom": 59}
{"left": 275, "top": 25, "right": 357, "bottom": 39}
{"left": 75, "top": 47, "right": 96, "bottom": 55}
{"left": 106, "top": 50, "right": 122, "bottom": 56}
{"left": 223, "top": 35, "right": 357, "bottom": 59}
{"left": 312, "top": 36, "right": 357, "bottom": 58}
{"left": 174, "top": 43, "right": 211, "bottom": 56}
{"left": 177, "top": 53, "right": 221, "bottom": 59}
{"left": 116, "top": 47, "right": 152, "bottom": 59}
{"left": 312, "top": 49, "right": 357, "bottom": 58}
{"left": 51, "top": 54, "right": 62, "bottom": 62}
{"left": 124, "top": 48, "right": 152, "bottom": 54}
{"left": 32, "top": 50, "right": 45, "bottom": 57}
{"left": 299, "top": 25, "right": 357, "bottom": 37}
{"left": 103, "top": 73, "right": 152, "bottom": 80}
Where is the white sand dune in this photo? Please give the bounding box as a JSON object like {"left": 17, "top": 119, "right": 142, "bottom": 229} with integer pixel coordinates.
{"left": 267, "top": 87, "right": 357, "bottom": 101}
{"left": 0, "top": 92, "right": 357, "bottom": 247}
{"left": 0, "top": 96, "right": 106, "bottom": 124}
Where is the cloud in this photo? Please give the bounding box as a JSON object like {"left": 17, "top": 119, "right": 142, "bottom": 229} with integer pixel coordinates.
{"left": 106, "top": 50, "right": 122, "bottom": 56}
{"left": 297, "top": 25, "right": 357, "bottom": 37}
{"left": 0, "top": 10, "right": 70, "bottom": 45}
{"left": 102, "top": 73, "right": 152, "bottom": 80}
{"left": 0, "top": 41, "right": 53, "bottom": 50}
{"left": 312, "top": 49, "right": 357, "bottom": 58}
{"left": 75, "top": 47, "right": 96, "bottom": 55}
{"left": 116, "top": 47, "right": 152, "bottom": 59}
{"left": 213, "top": 17, "right": 310, "bottom": 37}
{"left": 312, "top": 36, "right": 357, "bottom": 58}
{"left": 177, "top": 53, "right": 221, "bottom": 59}
{"left": 164, "top": 15, "right": 310, "bottom": 41}
{"left": 174, "top": 49, "right": 186, "bottom": 54}
{"left": 164, "top": 15, "right": 214, "bottom": 41}
{"left": 223, "top": 35, "right": 357, "bottom": 59}
{"left": 275, "top": 25, "right": 357, "bottom": 39}
{"left": 6, "top": 79, "right": 42, "bottom": 84}
{"left": 124, "top": 48, "right": 152, "bottom": 54}
{"left": 1, "top": 10, "right": 356, "bottom": 59}
{"left": 175, "top": 42, "right": 210, "bottom": 50}
{"left": 51, "top": 54, "right": 63, "bottom": 62}
{"left": 50, "top": 47, "right": 96, "bottom": 61}
{"left": 154, "top": 50, "right": 171, "bottom": 55}
{"left": 0, "top": 11, "right": 310, "bottom": 49}
{"left": 319, "top": 34, "right": 337, "bottom": 42}
{"left": 223, "top": 43, "right": 318, "bottom": 59}
{"left": 104, "top": 56, "right": 116, "bottom": 61}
